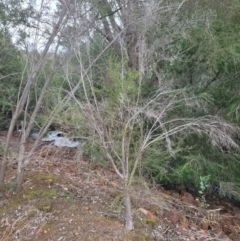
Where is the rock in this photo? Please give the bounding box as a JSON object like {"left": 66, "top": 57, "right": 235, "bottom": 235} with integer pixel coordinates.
{"left": 138, "top": 208, "right": 159, "bottom": 221}
{"left": 163, "top": 210, "right": 179, "bottom": 224}
{"left": 181, "top": 191, "right": 195, "bottom": 205}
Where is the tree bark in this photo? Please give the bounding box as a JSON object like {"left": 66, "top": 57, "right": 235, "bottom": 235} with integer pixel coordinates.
{"left": 14, "top": 119, "right": 26, "bottom": 192}
{"left": 124, "top": 183, "right": 134, "bottom": 230}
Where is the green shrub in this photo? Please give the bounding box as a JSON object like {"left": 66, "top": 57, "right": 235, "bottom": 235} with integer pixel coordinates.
{"left": 142, "top": 135, "right": 240, "bottom": 192}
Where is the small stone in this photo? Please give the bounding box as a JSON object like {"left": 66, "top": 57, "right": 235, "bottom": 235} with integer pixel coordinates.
{"left": 84, "top": 206, "right": 90, "bottom": 211}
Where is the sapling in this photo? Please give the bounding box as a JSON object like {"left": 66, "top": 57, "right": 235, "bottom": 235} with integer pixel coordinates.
{"left": 198, "top": 175, "right": 211, "bottom": 208}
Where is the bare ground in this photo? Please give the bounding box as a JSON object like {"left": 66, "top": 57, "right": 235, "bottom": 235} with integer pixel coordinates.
{"left": 0, "top": 131, "right": 240, "bottom": 241}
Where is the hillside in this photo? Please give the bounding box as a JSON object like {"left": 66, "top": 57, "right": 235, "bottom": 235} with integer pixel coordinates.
{"left": 0, "top": 131, "right": 240, "bottom": 241}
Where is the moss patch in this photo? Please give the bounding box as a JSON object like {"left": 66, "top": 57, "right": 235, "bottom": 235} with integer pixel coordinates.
{"left": 0, "top": 188, "right": 57, "bottom": 216}
{"left": 26, "top": 172, "right": 59, "bottom": 186}
{"left": 127, "top": 232, "right": 150, "bottom": 241}
{"left": 36, "top": 200, "right": 53, "bottom": 212}
{"left": 27, "top": 209, "right": 38, "bottom": 218}
{"left": 59, "top": 190, "right": 77, "bottom": 202}
{"left": 143, "top": 218, "right": 158, "bottom": 227}
{"left": 0, "top": 181, "right": 17, "bottom": 192}
{"left": 21, "top": 188, "right": 57, "bottom": 200}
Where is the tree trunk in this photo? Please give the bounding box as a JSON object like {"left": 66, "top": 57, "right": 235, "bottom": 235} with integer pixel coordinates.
{"left": 0, "top": 6, "right": 67, "bottom": 187}
{"left": 16, "top": 166, "right": 25, "bottom": 193}
{"left": 15, "top": 126, "right": 27, "bottom": 192}
{"left": 124, "top": 184, "right": 134, "bottom": 230}
{"left": 0, "top": 115, "right": 18, "bottom": 185}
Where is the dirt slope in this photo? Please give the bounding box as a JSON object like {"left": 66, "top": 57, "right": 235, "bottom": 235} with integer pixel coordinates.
{"left": 0, "top": 131, "right": 240, "bottom": 241}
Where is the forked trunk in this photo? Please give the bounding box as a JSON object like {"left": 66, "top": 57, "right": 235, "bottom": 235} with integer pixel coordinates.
{"left": 124, "top": 185, "right": 134, "bottom": 230}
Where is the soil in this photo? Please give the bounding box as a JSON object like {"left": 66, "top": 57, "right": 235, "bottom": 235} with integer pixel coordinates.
{"left": 0, "top": 131, "right": 240, "bottom": 241}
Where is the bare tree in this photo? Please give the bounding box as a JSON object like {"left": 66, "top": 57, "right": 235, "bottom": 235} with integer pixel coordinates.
{"left": 74, "top": 83, "right": 239, "bottom": 231}
{"left": 0, "top": 0, "right": 69, "bottom": 188}
{"left": 63, "top": 41, "right": 239, "bottom": 230}
{"left": 54, "top": 0, "right": 239, "bottom": 231}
